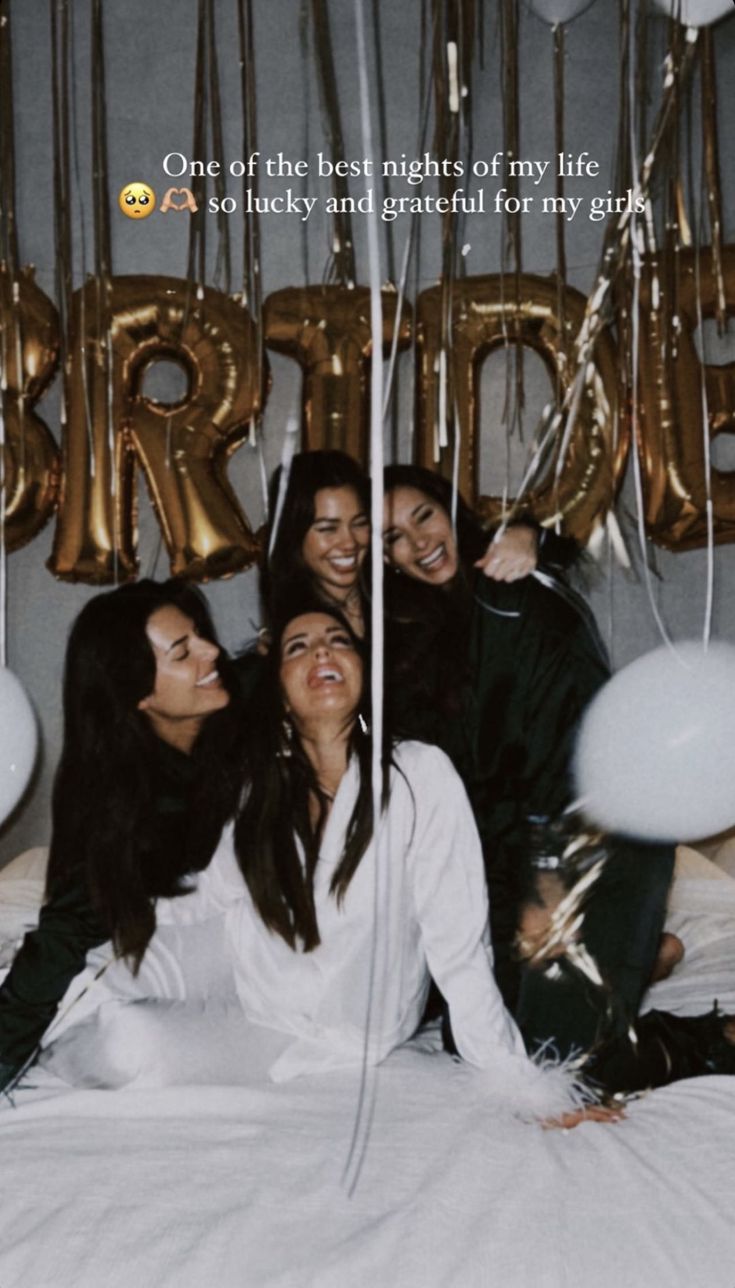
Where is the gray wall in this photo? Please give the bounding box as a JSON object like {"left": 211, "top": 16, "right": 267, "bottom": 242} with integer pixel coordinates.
{"left": 2, "top": 0, "right": 735, "bottom": 863}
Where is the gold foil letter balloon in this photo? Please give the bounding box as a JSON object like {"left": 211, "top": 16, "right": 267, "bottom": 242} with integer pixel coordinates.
{"left": 49, "top": 276, "right": 265, "bottom": 583}
{"left": 638, "top": 248, "right": 735, "bottom": 550}
{"left": 0, "top": 265, "right": 61, "bottom": 550}
{"left": 414, "top": 275, "right": 624, "bottom": 543}
{"left": 263, "top": 285, "right": 412, "bottom": 465}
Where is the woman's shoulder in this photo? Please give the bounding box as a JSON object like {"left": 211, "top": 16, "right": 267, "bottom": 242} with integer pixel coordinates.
{"left": 391, "top": 739, "right": 460, "bottom": 782}
{"left": 473, "top": 569, "right": 605, "bottom": 650}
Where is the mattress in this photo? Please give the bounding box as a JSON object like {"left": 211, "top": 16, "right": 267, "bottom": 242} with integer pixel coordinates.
{"left": 1, "top": 857, "right": 734, "bottom": 1288}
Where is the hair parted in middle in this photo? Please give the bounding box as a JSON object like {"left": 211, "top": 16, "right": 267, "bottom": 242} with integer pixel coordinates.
{"left": 234, "top": 597, "right": 393, "bottom": 952}
{"left": 47, "top": 578, "right": 246, "bottom": 968}
{"left": 263, "top": 449, "right": 371, "bottom": 620}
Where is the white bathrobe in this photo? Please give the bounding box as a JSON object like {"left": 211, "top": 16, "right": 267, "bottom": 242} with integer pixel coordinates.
{"left": 156, "top": 741, "right": 572, "bottom": 1110}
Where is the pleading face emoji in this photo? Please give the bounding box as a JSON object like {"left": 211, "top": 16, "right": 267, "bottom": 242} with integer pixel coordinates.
{"left": 118, "top": 182, "right": 156, "bottom": 219}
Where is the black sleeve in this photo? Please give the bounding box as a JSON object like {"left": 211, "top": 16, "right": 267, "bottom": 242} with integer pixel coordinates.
{"left": 536, "top": 526, "right": 580, "bottom": 573}
{"left": 470, "top": 576, "right": 609, "bottom": 878}
{"left": 490, "top": 516, "right": 580, "bottom": 573}
{"left": 0, "top": 876, "right": 109, "bottom": 1083}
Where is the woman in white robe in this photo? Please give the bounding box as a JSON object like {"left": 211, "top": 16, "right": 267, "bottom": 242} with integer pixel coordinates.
{"left": 43, "top": 605, "right": 619, "bottom": 1122}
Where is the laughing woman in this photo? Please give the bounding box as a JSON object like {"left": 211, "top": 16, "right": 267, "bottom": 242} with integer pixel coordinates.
{"left": 381, "top": 465, "right": 683, "bottom": 1084}
{"left": 50, "top": 601, "right": 617, "bottom": 1120}
{"left": 263, "top": 450, "right": 558, "bottom": 642}
{"left": 0, "top": 580, "right": 245, "bottom": 1092}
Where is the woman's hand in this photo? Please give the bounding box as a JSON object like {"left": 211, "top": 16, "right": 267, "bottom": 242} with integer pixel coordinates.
{"left": 543, "top": 1103, "right": 626, "bottom": 1129}
{"left": 475, "top": 525, "right": 539, "bottom": 581}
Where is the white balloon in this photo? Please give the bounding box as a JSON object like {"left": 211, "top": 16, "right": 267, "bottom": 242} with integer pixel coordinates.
{"left": 648, "top": 0, "right": 733, "bottom": 27}
{"left": 526, "top": 0, "right": 599, "bottom": 24}
{"left": 574, "top": 641, "right": 735, "bottom": 843}
{"left": 0, "top": 668, "right": 38, "bottom": 827}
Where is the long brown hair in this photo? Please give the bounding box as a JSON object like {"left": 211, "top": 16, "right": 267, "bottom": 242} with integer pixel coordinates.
{"left": 47, "top": 580, "right": 246, "bottom": 968}
{"left": 263, "top": 450, "right": 371, "bottom": 623}
{"left": 233, "top": 602, "right": 391, "bottom": 951}
{"left": 382, "top": 465, "right": 484, "bottom": 722}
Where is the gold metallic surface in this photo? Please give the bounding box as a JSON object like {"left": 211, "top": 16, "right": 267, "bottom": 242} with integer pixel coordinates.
{"left": 0, "top": 264, "right": 61, "bottom": 551}
{"left": 415, "top": 274, "right": 624, "bottom": 542}
{"left": 49, "top": 274, "right": 264, "bottom": 583}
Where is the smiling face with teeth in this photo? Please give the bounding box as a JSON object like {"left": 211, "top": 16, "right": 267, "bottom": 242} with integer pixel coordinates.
{"left": 137, "top": 603, "right": 230, "bottom": 747}
{"left": 279, "top": 611, "right": 363, "bottom": 732}
{"left": 382, "top": 485, "right": 460, "bottom": 586}
{"left": 301, "top": 487, "right": 370, "bottom": 600}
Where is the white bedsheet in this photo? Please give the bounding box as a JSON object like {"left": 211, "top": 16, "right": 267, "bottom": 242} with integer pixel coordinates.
{"left": 1, "top": 874, "right": 734, "bottom": 1288}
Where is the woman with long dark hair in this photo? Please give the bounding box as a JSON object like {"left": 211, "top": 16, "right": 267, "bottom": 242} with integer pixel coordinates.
{"left": 51, "top": 599, "right": 618, "bottom": 1120}
{"left": 380, "top": 465, "right": 701, "bottom": 1087}
{"left": 0, "top": 580, "right": 246, "bottom": 1091}
{"left": 264, "top": 450, "right": 553, "bottom": 641}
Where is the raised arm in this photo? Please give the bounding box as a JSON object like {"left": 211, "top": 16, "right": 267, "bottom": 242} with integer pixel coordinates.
{"left": 475, "top": 522, "right": 580, "bottom": 582}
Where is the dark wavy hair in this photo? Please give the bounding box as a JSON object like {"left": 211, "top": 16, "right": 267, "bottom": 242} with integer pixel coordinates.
{"left": 233, "top": 598, "right": 390, "bottom": 952}
{"left": 383, "top": 464, "right": 486, "bottom": 569}
{"left": 46, "top": 579, "right": 246, "bottom": 968}
{"left": 263, "top": 450, "right": 371, "bottom": 622}
{"left": 382, "top": 465, "right": 486, "bottom": 724}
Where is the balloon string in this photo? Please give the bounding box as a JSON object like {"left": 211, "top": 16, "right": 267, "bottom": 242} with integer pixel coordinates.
{"left": 381, "top": 1, "right": 438, "bottom": 425}
{"left": 343, "top": 0, "right": 385, "bottom": 1199}
{"left": 700, "top": 28, "right": 726, "bottom": 334}
{"left": 206, "top": 0, "right": 232, "bottom": 295}
{"left": 0, "top": 360, "right": 6, "bottom": 668}
{"left": 64, "top": 1, "right": 95, "bottom": 480}
{"left": 0, "top": 2, "right": 19, "bottom": 273}
{"left": 370, "top": 0, "right": 395, "bottom": 284}
{"left": 298, "top": 0, "right": 312, "bottom": 287}
{"left": 50, "top": 0, "right": 72, "bottom": 449}
{"left": 237, "top": 0, "right": 264, "bottom": 435}
{"left": 311, "top": 0, "right": 356, "bottom": 287}
{"left": 553, "top": 20, "right": 567, "bottom": 410}
{"left": 626, "top": 13, "right": 677, "bottom": 658}
{"left": 688, "top": 67, "right": 714, "bottom": 649}
{"left": 266, "top": 414, "right": 299, "bottom": 560}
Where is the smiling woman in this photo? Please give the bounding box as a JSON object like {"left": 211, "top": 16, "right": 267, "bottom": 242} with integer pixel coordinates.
{"left": 380, "top": 465, "right": 702, "bottom": 1092}
{"left": 264, "top": 451, "right": 371, "bottom": 639}
{"left": 126, "top": 600, "right": 599, "bottom": 1115}
{"left": 382, "top": 484, "right": 460, "bottom": 585}
{"left": 0, "top": 581, "right": 246, "bottom": 1091}
{"left": 137, "top": 602, "right": 230, "bottom": 751}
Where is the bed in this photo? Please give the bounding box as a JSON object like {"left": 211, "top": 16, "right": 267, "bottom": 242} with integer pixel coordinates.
{"left": 1, "top": 847, "right": 734, "bottom": 1288}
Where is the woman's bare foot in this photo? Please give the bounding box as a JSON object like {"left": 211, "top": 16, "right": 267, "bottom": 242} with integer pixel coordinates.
{"left": 648, "top": 932, "right": 685, "bottom": 984}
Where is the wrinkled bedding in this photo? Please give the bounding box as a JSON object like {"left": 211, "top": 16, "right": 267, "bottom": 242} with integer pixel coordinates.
{"left": 1, "top": 859, "right": 734, "bottom": 1288}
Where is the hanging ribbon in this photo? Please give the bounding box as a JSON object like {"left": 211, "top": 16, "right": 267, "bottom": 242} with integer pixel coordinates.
{"left": 700, "top": 25, "right": 727, "bottom": 335}
{"left": 237, "top": 0, "right": 267, "bottom": 446}
{"left": 311, "top": 0, "right": 356, "bottom": 287}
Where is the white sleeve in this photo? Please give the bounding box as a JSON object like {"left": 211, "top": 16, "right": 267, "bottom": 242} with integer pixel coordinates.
{"left": 403, "top": 745, "right": 526, "bottom": 1067}
{"left": 404, "top": 745, "right": 590, "bottom": 1118}
{"left": 155, "top": 822, "right": 244, "bottom": 926}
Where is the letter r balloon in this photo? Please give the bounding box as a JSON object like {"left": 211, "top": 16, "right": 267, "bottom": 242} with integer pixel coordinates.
{"left": 49, "top": 276, "right": 265, "bottom": 583}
